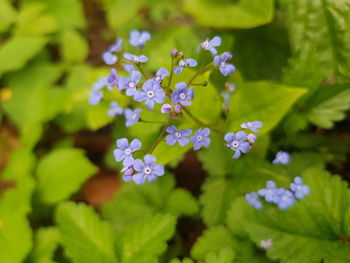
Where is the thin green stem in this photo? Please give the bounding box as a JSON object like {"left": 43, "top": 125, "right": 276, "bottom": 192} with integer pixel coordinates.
{"left": 166, "top": 58, "right": 175, "bottom": 91}
{"left": 187, "top": 64, "right": 214, "bottom": 85}
{"left": 136, "top": 63, "right": 150, "bottom": 79}
{"left": 140, "top": 118, "right": 165, "bottom": 124}
{"left": 148, "top": 118, "right": 171, "bottom": 154}
{"left": 182, "top": 107, "right": 224, "bottom": 135}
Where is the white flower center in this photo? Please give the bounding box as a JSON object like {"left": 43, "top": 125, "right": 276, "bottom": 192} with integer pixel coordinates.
{"left": 179, "top": 60, "right": 186, "bottom": 66}
{"left": 129, "top": 82, "right": 135, "bottom": 88}
{"left": 147, "top": 91, "right": 155, "bottom": 98}
{"left": 179, "top": 93, "right": 186, "bottom": 100}
{"left": 248, "top": 122, "right": 253, "bottom": 127}
{"left": 197, "top": 135, "right": 203, "bottom": 141}
{"left": 202, "top": 41, "right": 209, "bottom": 48}
{"left": 124, "top": 148, "right": 131, "bottom": 155}
{"left": 132, "top": 114, "right": 138, "bottom": 119}
{"left": 155, "top": 76, "right": 161, "bottom": 82}
{"left": 175, "top": 132, "right": 182, "bottom": 138}
{"left": 231, "top": 140, "right": 239, "bottom": 148}
{"left": 220, "top": 62, "right": 226, "bottom": 67}
{"left": 144, "top": 167, "right": 152, "bottom": 174}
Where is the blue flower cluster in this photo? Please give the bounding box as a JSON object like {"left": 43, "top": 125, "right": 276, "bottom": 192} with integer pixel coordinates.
{"left": 245, "top": 177, "right": 310, "bottom": 210}
{"left": 90, "top": 30, "right": 266, "bottom": 184}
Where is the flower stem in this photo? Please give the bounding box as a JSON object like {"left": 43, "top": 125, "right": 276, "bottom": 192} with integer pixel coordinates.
{"left": 182, "top": 107, "right": 224, "bottom": 135}
{"left": 136, "top": 63, "right": 150, "bottom": 79}
{"left": 165, "top": 58, "right": 175, "bottom": 94}
{"left": 148, "top": 118, "right": 171, "bottom": 154}
{"left": 187, "top": 64, "right": 214, "bottom": 86}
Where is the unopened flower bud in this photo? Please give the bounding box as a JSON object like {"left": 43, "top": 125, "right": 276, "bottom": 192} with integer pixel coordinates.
{"left": 121, "top": 166, "right": 134, "bottom": 182}
{"left": 178, "top": 51, "right": 184, "bottom": 58}
{"left": 247, "top": 133, "right": 257, "bottom": 143}
{"left": 161, "top": 103, "right": 172, "bottom": 114}
{"left": 174, "top": 104, "right": 182, "bottom": 113}
{"left": 225, "top": 82, "right": 236, "bottom": 93}
{"left": 170, "top": 48, "right": 178, "bottom": 57}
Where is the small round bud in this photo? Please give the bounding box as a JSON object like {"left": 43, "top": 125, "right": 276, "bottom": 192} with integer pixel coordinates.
{"left": 247, "top": 133, "right": 257, "bottom": 144}
{"left": 225, "top": 82, "right": 236, "bottom": 93}
{"left": 222, "top": 104, "right": 229, "bottom": 111}
{"left": 121, "top": 166, "right": 134, "bottom": 182}
{"left": 161, "top": 103, "right": 172, "bottom": 114}
{"left": 178, "top": 51, "right": 184, "bottom": 58}
{"left": 170, "top": 49, "right": 178, "bottom": 57}
{"left": 171, "top": 113, "right": 177, "bottom": 118}
{"left": 174, "top": 104, "right": 182, "bottom": 113}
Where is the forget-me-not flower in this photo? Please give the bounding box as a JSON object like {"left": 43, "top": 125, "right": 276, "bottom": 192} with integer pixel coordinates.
{"left": 276, "top": 189, "right": 295, "bottom": 210}
{"left": 258, "top": 181, "right": 280, "bottom": 204}
{"left": 174, "top": 58, "right": 197, "bottom": 74}
{"left": 224, "top": 131, "right": 250, "bottom": 159}
{"left": 166, "top": 126, "right": 192, "bottom": 146}
{"left": 132, "top": 154, "right": 164, "bottom": 184}
{"left": 134, "top": 80, "right": 166, "bottom": 110}
{"left": 123, "top": 53, "right": 148, "bottom": 63}
{"left": 290, "top": 177, "right": 310, "bottom": 199}
{"left": 153, "top": 68, "right": 169, "bottom": 83}
{"left": 198, "top": 36, "right": 221, "bottom": 55}
{"left": 108, "top": 102, "right": 123, "bottom": 117}
{"left": 214, "top": 52, "right": 235, "bottom": 76}
{"left": 102, "top": 38, "right": 122, "bottom": 65}
{"left": 190, "top": 128, "right": 211, "bottom": 150}
{"left": 113, "top": 138, "right": 142, "bottom": 166}
{"left": 107, "top": 68, "right": 118, "bottom": 89}
{"left": 245, "top": 192, "right": 263, "bottom": 209}
{"left": 118, "top": 70, "right": 142, "bottom": 96}
{"left": 241, "top": 121, "right": 263, "bottom": 133}
{"left": 129, "top": 30, "right": 151, "bottom": 48}
{"left": 121, "top": 166, "right": 134, "bottom": 182}
{"left": 124, "top": 108, "right": 142, "bottom": 127}
{"left": 171, "top": 82, "right": 194, "bottom": 106}
{"left": 89, "top": 77, "right": 107, "bottom": 105}
{"left": 272, "top": 151, "right": 291, "bottom": 165}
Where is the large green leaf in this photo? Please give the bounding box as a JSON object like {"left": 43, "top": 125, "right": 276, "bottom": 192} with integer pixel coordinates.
{"left": 0, "top": 36, "right": 47, "bottom": 76}
{"left": 35, "top": 148, "right": 97, "bottom": 204}
{"left": 61, "top": 29, "right": 89, "bottom": 63}
{"left": 56, "top": 202, "right": 118, "bottom": 263}
{"left": 119, "top": 213, "right": 176, "bottom": 263}
{"left": 27, "top": 227, "right": 60, "bottom": 263}
{"left": 281, "top": 0, "right": 350, "bottom": 87}
{"left": 183, "top": 0, "right": 274, "bottom": 29}
{"left": 305, "top": 84, "right": 350, "bottom": 128}
{"left": 245, "top": 168, "right": 350, "bottom": 263}
{"left": 228, "top": 81, "right": 307, "bottom": 133}
{"left": 0, "top": 1, "right": 17, "bottom": 32}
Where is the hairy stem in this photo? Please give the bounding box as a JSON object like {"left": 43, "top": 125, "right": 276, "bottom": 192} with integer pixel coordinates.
{"left": 136, "top": 63, "right": 150, "bottom": 79}
{"left": 187, "top": 64, "right": 214, "bottom": 85}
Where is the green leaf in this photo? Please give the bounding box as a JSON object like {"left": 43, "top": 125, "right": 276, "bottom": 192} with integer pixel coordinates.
{"left": 102, "top": 175, "right": 178, "bottom": 232}
{"left": 165, "top": 188, "right": 199, "bottom": 216}
{"left": 200, "top": 177, "right": 236, "bottom": 226}
{"left": 205, "top": 247, "right": 235, "bottom": 263}
{"left": 61, "top": 29, "right": 89, "bottom": 63}
{"left": 14, "top": 2, "right": 58, "bottom": 36}
{"left": 281, "top": 0, "right": 350, "bottom": 87}
{"left": 191, "top": 226, "right": 237, "bottom": 260}
{"left": 0, "top": 1, "right": 17, "bottom": 32}
{"left": 183, "top": 0, "right": 274, "bottom": 29}
{"left": 228, "top": 81, "right": 307, "bottom": 133}
{"left": 36, "top": 148, "right": 97, "bottom": 204}
{"left": 169, "top": 258, "right": 194, "bottom": 263}
{"left": 152, "top": 140, "right": 192, "bottom": 165}
{"left": 305, "top": 84, "right": 350, "bottom": 128}
{"left": 56, "top": 202, "right": 118, "bottom": 263}
{"left": 27, "top": 227, "right": 60, "bottom": 263}
{"left": 245, "top": 168, "right": 350, "bottom": 263}
{"left": 119, "top": 213, "right": 176, "bottom": 263}
{"left": 0, "top": 36, "right": 47, "bottom": 76}
{"left": 87, "top": 102, "right": 114, "bottom": 130}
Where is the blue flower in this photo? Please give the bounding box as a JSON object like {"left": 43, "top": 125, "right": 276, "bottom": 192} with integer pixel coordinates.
{"left": 124, "top": 63, "right": 136, "bottom": 73}
{"left": 102, "top": 38, "right": 122, "bottom": 65}
{"left": 118, "top": 70, "right": 142, "bottom": 96}
{"left": 153, "top": 68, "right": 169, "bottom": 83}
{"left": 190, "top": 128, "right": 211, "bottom": 150}
{"left": 134, "top": 80, "right": 166, "bottom": 110}
{"left": 121, "top": 166, "right": 134, "bottom": 182}
{"left": 165, "top": 126, "right": 192, "bottom": 146}
{"left": 124, "top": 108, "right": 142, "bottom": 127}
{"left": 108, "top": 102, "right": 123, "bottom": 117}
{"left": 132, "top": 154, "right": 164, "bottom": 184}
{"left": 276, "top": 189, "right": 295, "bottom": 210}
{"left": 224, "top": 131, "right": 250, "bottom": 159}
{"left": 113, "top": 138, "right": 142, "bottom": 166}
{"left": 161, "top": 104, "right": 172, "bottom": 114}
{"left": 129, "top": 30, "right": 151, "bottom": 48}
{"left": 198, "top": 36, "right": 221, "bottom": 55}
{"left": 241, "top": 121, "right": 263, "bottom": 133}
{"left": 245, "top": 192, "right": 263, "bottom": 209}
{"left": 272, "top": 151, "right": 291, "bottom": 165}
{"left": 258, "top": 181, "right": 280, "bottom": 204}
{"left": 174, "top": 58, "right": 197, "bottom": 74}
{"left": 107, "top": 68, "right": 118, "bottom": 89}
{"left": 290, "top": 177, "right": 310, "bottom": 199}
{"left": 247, "top": 133, "right": 257, "bottom": 144}
{"left": 171, "top": 82, "right": 194, "bottom": 106}
{"left": 123, "top": 53, "right": 148, "bottom": 63}
{"left": 214, "top": 52, "right": 235, "bottom": 76}
{"left": 89, "top": 77, "right": 107, "bottom": 105}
